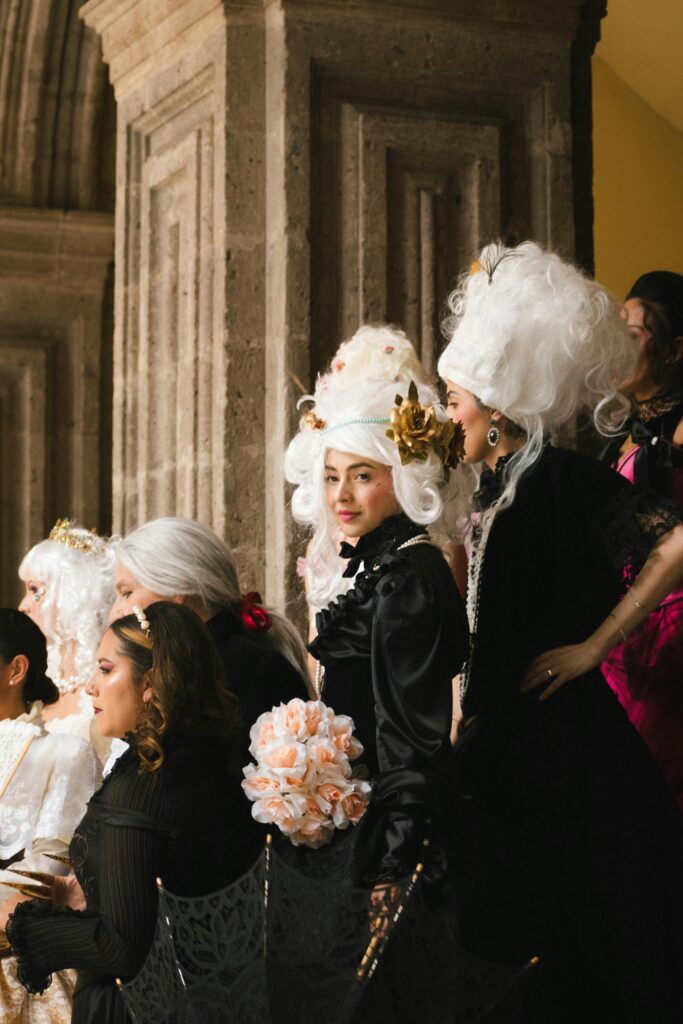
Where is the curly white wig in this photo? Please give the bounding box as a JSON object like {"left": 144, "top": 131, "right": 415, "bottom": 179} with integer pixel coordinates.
{"left": 324, "top": 324, "right": 432, "bottom": 392}
{"left": 285, "top": 374, "right": 457, "bottom": 610}
{"left": 438, "top": 241, "right": 634, "bottom": 509}
{"left": 19, "top": 528, "right": 116, "bottom": 687}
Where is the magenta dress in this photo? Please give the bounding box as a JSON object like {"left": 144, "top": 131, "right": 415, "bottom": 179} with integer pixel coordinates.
{"left": 601, "top": 393, "right": 683, "bottom": 811}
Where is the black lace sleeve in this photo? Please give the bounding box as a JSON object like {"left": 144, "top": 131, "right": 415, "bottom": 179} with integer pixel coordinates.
{"left": 597, "top": 487, "right": 682, "bottom": 586}
{"left": 362, "top": 548, "right": 467, "bottom": 884}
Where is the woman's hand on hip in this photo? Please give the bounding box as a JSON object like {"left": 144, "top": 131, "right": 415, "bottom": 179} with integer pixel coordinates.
{"left": 520, "top": 640, "right": 602, "bottom": 700}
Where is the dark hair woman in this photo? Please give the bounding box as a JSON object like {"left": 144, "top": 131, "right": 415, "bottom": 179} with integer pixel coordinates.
{"left": 4, "top": 602, "right": 261, "bottom": 1024}
{"left": 440, "top": 244, "right": 683, "bottom": 1024}
{"left": 0, "top": 609, "right": 100, "bottom": 1023}
{"left": 600, "top": 270, "right": 683, "bottom": 811}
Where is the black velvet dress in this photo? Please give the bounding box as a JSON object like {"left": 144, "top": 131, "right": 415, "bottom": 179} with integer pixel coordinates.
{"left": 6, "top": 736, "right": 262, "bottom": 1024}
{"left": 455, "top": 446, "right": 683, "bottom": 1024}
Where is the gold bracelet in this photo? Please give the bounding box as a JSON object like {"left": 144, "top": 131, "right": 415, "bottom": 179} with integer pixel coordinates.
{"left": 608, "top": 611, "right": 628, "bottom": 644}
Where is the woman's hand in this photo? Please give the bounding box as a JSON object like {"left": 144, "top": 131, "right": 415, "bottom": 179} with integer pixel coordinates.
{"left": 520, "top": 639, "right": 602, "bottom": 700}
{"left": 6, "top": 872, "right": 86, "bottom": 911}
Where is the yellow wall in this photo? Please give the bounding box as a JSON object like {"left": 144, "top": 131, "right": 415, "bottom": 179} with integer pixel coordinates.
{"left": 592, "top": 57, "right": 683, "bottom": 301}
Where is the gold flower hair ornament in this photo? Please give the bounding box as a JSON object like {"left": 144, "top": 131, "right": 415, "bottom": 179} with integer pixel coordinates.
{"left": 49, "top": 518, "right": 107, "bottom": 556}
{"left": 132, "top": 606, "right": 152, "bottom": 640}
{"left": 386, "top": 381, "right": 465, "bottom": 472}
{"left": 303, "top": 409, "right": 327, "bottom": 431}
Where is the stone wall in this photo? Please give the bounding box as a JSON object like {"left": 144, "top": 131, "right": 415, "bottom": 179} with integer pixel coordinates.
{"left": 0, "top": 0, "right": 115, "bottom": 604}
{"left": 81, "top": 0, "right": 606, "bottom": 615}
{"left": 0, "top": 0, "right": 607, "bottom": 613}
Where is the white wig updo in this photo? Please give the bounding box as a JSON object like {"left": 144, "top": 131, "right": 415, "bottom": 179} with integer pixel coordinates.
{"left": 116, "top": 517, "right": 309, "bottom": 681}
{"left": 285, "top": 375, "right": 455, "bottom": 610}
{"left": 324, "top": 324, "right": 432, "bottom": 392}
{"left": 19, "top": 527, "right": 116, "bottom": 688}
{"left": 438, "top": 240, "right": 634, "bottom": 509}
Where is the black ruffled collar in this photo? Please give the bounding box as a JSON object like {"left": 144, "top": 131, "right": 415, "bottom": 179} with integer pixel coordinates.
{"left": 473, "top": 453, "right": 516, "bottom": 511}
{"left": 339, "top": 513, "right": 424, "bottom": 578}
{"left": 311, "top": 515, "right": 426, "bottom": 652}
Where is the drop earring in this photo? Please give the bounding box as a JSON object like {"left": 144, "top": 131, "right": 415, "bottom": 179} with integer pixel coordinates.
{"left": 487, "top": 420, "right": 500, "bottom": 447}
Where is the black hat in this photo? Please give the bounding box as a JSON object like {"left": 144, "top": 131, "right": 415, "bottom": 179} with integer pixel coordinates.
{"left": 626, "top": 271, "right": 683, "bottom": 339}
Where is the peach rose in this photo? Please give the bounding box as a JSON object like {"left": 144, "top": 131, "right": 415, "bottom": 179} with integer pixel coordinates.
{"left": 252, "top": 794, "right": 308, "bottom": 834}
{"left": 331, "top": 715, "right": 364, "bottom": 760}
{"left": 304, "top": 701, "right": 330, "bottom": 737}
{"left": 248, "top": 713, "right": 277, "bottom": 757}
{"left": 290, "top": 819, "right": 335, "bottom": 849}
{"left": 260, "top": 739, "right": 307, "bottom": 779}
{"left": 307, "top": 738, "right": 346, "bottom": 772}
{"left": 314, "top": 780, "right": 344, "bottom": 814}
{"left": 241, "top": 766, "right": 281, "bottom": 801}
{"left": 271, "top": 698, "right": 309, "bottom": 742}
{"left": 332, "top": 782, "right": 370, "bottom": 828}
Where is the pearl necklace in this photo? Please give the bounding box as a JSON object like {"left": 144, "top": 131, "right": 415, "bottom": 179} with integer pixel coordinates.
{"left": 460, "top": 507, "right": 496, "bottom": 702}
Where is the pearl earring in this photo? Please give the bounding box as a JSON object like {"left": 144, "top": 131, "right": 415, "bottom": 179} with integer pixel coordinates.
{"left": 487, "top": 420, "right": 500, "bottom": 447}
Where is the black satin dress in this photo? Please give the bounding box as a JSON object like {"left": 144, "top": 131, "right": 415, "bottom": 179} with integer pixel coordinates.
{"left": 455, "top": 446, "right": 683, "bottom": 1024}
{"left": 6, "top": 736, "right": 262, "bottom": 1024}
{"left": 309, "top": 514, "right": 468, "bottom": 886}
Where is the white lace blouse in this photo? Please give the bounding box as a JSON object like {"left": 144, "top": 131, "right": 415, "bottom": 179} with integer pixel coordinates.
{"left": 0, "top": 703, "right": 101, "bottom": 879}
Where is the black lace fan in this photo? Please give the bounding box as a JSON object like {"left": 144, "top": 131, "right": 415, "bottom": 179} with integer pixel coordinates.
{"left": 117, "top": 838, "right": 535, "bottom": 1024}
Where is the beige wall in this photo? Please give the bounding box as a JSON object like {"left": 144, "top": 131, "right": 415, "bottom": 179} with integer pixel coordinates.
{"left": 592, "top": 57, "right": 683, "bottom": 301}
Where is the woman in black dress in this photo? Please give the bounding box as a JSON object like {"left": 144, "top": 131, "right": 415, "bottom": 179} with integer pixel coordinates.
{"left": 5, "top": 602, "right": 261, "bottom": 1024}
{"left": 438, "top": 242, "right": 683, "bottom": 1024}
{"left": 285, "top": 374, "right": 468, "bottom": 887}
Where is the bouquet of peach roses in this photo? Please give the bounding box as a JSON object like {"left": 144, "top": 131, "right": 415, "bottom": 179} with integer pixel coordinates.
{"left": 241, "top": 698, "right": 371, "bottom": 849}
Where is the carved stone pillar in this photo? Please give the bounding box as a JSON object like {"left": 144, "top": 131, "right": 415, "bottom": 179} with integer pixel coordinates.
{"left": 80, "top": 0, "right": 267, "bottom": 589}
{"left": 0, "top": 209, "right": 114, "bottom": 604}
{"left": 81, "top": 0, "right": 604, "bottom": 609}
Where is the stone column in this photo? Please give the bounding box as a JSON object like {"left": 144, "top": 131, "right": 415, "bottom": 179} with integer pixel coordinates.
{"left": 82, "top": 0, "right": 604, "bottom": 611}
{"left": 80, "top": 0, "right": 268, "bottom": 590}
{"left": 0, "top": 208, "right": 114, "bottom": 604}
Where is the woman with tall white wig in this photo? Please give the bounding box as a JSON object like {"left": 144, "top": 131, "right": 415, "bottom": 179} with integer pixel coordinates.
{"left": 110, "top": 517, "right": 310, "bottom": 731}
{"left": 292, "top": 323, "right": 470, "bottom": 618}
{"left": 282, "top": 370, "right": 473, "bottom": 1014}
{"left": 438, "top": 241, "right": 683, "bottom": 1023}
{"left": 18, "top": 519, "right": 116, "bottom": 763}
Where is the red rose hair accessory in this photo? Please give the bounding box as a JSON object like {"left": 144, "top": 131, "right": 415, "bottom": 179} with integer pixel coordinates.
{"left": 241, "top": 592, "right": 273, "bottom": 632}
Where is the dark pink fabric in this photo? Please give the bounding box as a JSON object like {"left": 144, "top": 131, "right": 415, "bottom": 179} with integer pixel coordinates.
{"left": 602, "top": 445, "right": 683, "bottom": 811}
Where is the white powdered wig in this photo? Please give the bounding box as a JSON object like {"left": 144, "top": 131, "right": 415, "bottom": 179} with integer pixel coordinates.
{"left": 324, "top": 324, "right": 432, "bottom": 393}
{"left": 19, "top": 532, "right": 116, "bottom": 688}
{"left": 438, "top": 240, "right": 634, "bottom": 509}
{"left": 117, "top": 517, "right": 309, "bottom": 681}
{"left": 285, "top": 375, "right": 458, "bottom": 610}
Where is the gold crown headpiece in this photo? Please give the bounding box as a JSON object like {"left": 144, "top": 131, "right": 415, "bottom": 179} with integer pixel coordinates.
{"left": 48, "top": 518, "right": 107, "bottom": 556}
{"left": 386, "top": 381, "right": 465, "bottom": 473}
